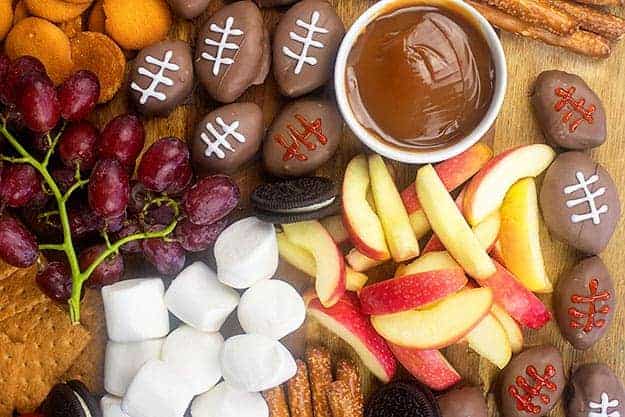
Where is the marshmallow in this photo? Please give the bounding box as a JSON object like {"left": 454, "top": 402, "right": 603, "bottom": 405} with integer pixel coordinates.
{"left": 101, "top": 396, "right": 130, "bottom": 417}
{"left": 161, "top": 325, "right": 223, "bottom": 395}
{"left": 238, "top": 280, "right": 305, "bottom": 340}
{"left": 122, "top": 360, "right": 195, "bottom": 417}
{"left": 102, "top": 279, "right": 170, "bottom": 343}
{"left": 214, "top": 217, "right": 278, "bottom": 289}
{"left": 220, "top": 334, "right": 296, "bottom": 392}
{"left": 191, "top": 382, "right": 268, "bottom": 417}
{"left": 165, "top": 262, "right": 239, "bottom": 332}
{"left": 105, "top": 338, "right": 164, "bottom": 397}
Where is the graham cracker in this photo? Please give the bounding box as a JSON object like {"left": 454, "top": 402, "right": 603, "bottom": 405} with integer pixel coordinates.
{"left": 0, "top": 332, "right": 25, "bottom": 417}
{"left": 0, "top": 265, "right": 47, "bottom": 323}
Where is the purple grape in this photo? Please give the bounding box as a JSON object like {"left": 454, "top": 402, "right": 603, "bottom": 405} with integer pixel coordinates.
{"left": 142, "top": 225, "right": 186, "bottom": 275}
{"left": 97, "top": 114, "right": 145, "bottom": 171}
{"left": 88, "top": 159, "right": 129, "bottom": 220}
{"left": 36, "top": 261, "right": 72, "bottom": 302}
{"left": 58, "top": 121, "right": 99, "bottom": 171}
{"left": 30, "top": 132, "right": 51, "bottom": 155}
{"left": 165, "top": 162, "right": 193, "bottom": 196}
{"left": 137, "top": 137, "right": 190, "bottom": 193}
{"left": 0, "top": 163, "right": 40, "bottom": 208}
{"left": 128, "top": 180, "right": 151, "bottom": 214}
{"left": 68, "top": 205, "right": 104, "bottom": 239}
{"left": 183, "top": 175, "right": 239, "bottom": 226}
{"left": 175, "top": 217, "right": 227, "bottom": 252}
{"left": 115, "top": 220, "right": 143, "bottom": 254}
{"left": 51, "top": 167, "right": 77, "bottom": 194}
{"left": 0, "top": 55, "right": 9, "bottom": 103}
{"left": 1, "top": 56, "right": 46, "bottom": 105}
{"left": 79, "top": 244, "right": 124, "bottom": 288}
{"left": 15, "top": 73, "right": 61, "bottom": 133}
{"left": 104, "top": 212, "right": 126, "bottom": 233}
{"left": 0, "top": 214, "right": 38, "bottom": 267}
{"left": 57, "top": 70, "right": 100, "bottom": 121}
{"left": 20, "top": 206, "right": 59, "bottom": 239}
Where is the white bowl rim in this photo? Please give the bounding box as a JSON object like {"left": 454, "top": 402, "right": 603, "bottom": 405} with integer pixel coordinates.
{"left": 334, "top": 0, "right": 508, "bottom": 164}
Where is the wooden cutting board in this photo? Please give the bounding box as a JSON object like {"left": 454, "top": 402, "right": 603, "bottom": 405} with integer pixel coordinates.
{"left": 83, "top": 1, "right": 625, "bottom": 416}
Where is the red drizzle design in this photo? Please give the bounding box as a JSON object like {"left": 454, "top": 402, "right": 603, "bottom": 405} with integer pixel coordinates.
{"left": 273, "top": 114, "right": 328, "bottom": 162}
{"left": 568, "top": 278, "right": 611, "bottom": 333}
{"left": 508, "top": 365, "right": 557, "bottom": 414}
{"left": 554, "top": 86, "right": 596, "bottom": 133}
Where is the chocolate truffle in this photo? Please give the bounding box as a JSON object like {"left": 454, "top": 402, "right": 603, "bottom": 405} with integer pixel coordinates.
{"left": 540, "top": 151, "right": 620, "bottom": 255}
{"left": 195, "top": 1, "right": 270, "bottom": 103}
{"left": 255, "top": 0, "right": 298, "bottom": 6}
{"left": 499, "top": 345, "right": 565, "bottom": 417}
{"left": 437, "top": 386, "right": 487, "bottom": 417}
{"left": 554, "top": 256, "right": 615, "bottom": 350}
{"left": 129, "top": 40, "right": 194, "bottom": 117}
{"left": 273, "top": 0, "right": 345, "bottom": 98}
{"left": 263, "top": 98, "right": 342, "bottom": 177}
{"left": 531, "top": 71, "right": 606, "bottom": 150}
{"left": 566, "top": 363, "right": 625, "bottom": 417}
{"left": 192, "top": 102, "right": 264, "bottom": 174}
{"left": 166, "top": 0, "right": 210, "bottom": 19}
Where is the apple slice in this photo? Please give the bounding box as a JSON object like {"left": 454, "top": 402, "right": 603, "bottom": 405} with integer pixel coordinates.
{"left": 463, "top": 144, "right": 556, "bottom": 225}
{"left": 463, "top": 313, "right": 512, "bottom": 369}
{"left": 491, "top": 240, "right": 506, "bottom": 266}
{"left": 388, "top": 343, "right": 461, "bottom": 391}
{"left": 491, "top": 304, "right": 523, "bottom": 353}
{"left": 499, "top": 178, "right": 552, "bottom": 293}
{"left": 371, "top": 288, "right": 493, "bottom": 349}
{"left": 416, "top": 165, "right": 495, "bottom": 280}
{"left": 423, "top": 211, "right": 500, "bottom": 255}
{"left": 307, "top": 292, "right": 397, "bottom": 382}
{"left": 359, "top": 269, "right": 467, "bottom": 315}
{"left": 321, "top": 215, "right": 350, "bottom": 245}
{"left": 368, "top": 155, "right": 420, "bottom": 262}
{"left": 342, "top": 155, "right": 390, "bottom": 260}
{"left": 282, "top": 221, "right": 345, "bottom": 307}
{"left": 398, "top": 251, "right": 460, "bottom": 277}
{"left": 345, "top": 248, "right": 384, "bottom": 272}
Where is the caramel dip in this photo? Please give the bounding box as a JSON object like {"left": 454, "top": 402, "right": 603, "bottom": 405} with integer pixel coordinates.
{"left": 346, "top": 5, "right": 495, "bottom": 149}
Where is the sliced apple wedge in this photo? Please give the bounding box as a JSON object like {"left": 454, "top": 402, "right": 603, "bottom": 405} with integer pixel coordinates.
{"left": 345, "top": 248, "right": 384, "bottom": 272}
{"left": 464, "top": 313, "right": 512, "bottom": 369}
{"left": 282, "top": 221, "right": 345, "bottom": 307}
{"left": 491, "top": 240, "right": 506, "bottom": 266}
{"left": 388, "top": 343, "right": 461, "bottom": 391}
{"left": 307, "top": 292, "right": 397, "bottom": 382}
{"left": 342, "top": 155, "right": 390, "bottom": 260}
{"left": 423, "top": 211, "right": 500, "bottom": 255}
{"left": 463, "top": 144, "right": 556, "bottom": 225}
{"left": 321, "top": 215, "right": 350, "bottom": 245}
{"left": 416, "top": 165, "right": 495, "bottom": 280}
{"left": 491, "top": 304, "right": 523, "bottom": 353}
{"left": 499, "top": 178, "right": 552, "bottom": 293}
{"left": 371, "top": 288, "right": 493, "bottom": 349}
{"left": 399, "top": 251, "right": 460, "bottom": 277}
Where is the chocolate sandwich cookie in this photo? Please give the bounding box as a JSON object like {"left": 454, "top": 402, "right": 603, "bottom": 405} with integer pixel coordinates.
{"left": 41, "top": 380, "right": 101, "bottom": 417}
{"left": 365, "top": 381, "right": 440, "bottom": 417}
{"left": 566, "top": 363, "right": 625, "bottom": 417}
{"left": 437, "top": 386, "right": 487, "bottom": 417}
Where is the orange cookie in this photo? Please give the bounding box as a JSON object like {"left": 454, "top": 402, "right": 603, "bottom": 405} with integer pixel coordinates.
{"left": 0, "top": 0, "right": 12, "bottom": 41}
{"left": 88, "top": 0, "right": 105, "bottom": 32}
{"left": 4, "top": 17, "right": 73, "bottom": 84}
{"left": 12, "top": 1, "right": 29, "bottom": 24}
{"left": 59, "top": 15, "right": 83, "bottom": 38}
{"left": 103, "top": 0, "right": 171, "bottom": 50}
{"left": 25, "top": 0, "right": 91, "bottom": 23}
{"left": 70, "top": 31, "right": 125, "bottom": 103}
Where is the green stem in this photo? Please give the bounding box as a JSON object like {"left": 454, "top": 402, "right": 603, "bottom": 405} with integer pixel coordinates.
{"left": 39, "top": 243, "right": 65, "bottom": 251}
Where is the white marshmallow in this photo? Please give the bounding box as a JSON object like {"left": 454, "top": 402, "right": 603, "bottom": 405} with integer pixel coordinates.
{"left": 214, "top": 217, "right": 278, "bottom": 289}
{"left": 102, "top": 279, "right": 170, "bottom": 343}
{"left": 220, "top": 334, "right": 296, "bottom": 392}
{"left": 191, "top": 382, "right": 268, "bottom": 417}
{"left": 238, "top": 280, "right": 305, "bottom": 340}
{"left": 161, "top": 325, "right": 223, "bottom": 395}
{"left": 122, "top": 360, "right": 195, "bottom": 417}
{"left": 101, "top": 396, "right": 130, "bottom": 417}
{"left": 104, "top": 338, "right": 164, "bottom": 397}
{"left": 165, "top": 262, "right": 239, "bottom": 332}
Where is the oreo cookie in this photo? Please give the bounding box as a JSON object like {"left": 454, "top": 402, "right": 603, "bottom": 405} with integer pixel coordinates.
{"left": 251, "top": 177, "right": 339, "bottom": 224}
{"left": 365, "top": 382, "right": 441, "bottom": 417}
{"left": 41, "top": 380, "right": 101, "bottom": 417}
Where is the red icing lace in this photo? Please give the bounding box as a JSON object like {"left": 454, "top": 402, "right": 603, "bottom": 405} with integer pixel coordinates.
{"left": 568, "top": 278, "right": 611, "bottom": 333}
{"left": 508, "top": 365, "right": 557, "bottom": 414}
{"left": 273, "top": 114, "right": 328, "bottom": 162}
{"left": 554, "top": 86, "right": 596, "bottom": 133}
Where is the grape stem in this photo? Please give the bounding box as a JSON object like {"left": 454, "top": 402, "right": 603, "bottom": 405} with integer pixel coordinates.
{"left": 0, "top": 124, "right": 179, "bottom": 325}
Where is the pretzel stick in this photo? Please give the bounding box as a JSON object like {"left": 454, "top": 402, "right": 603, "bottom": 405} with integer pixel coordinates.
{"left": 468, "top": 0, "right": 612, "bottom": 58}
{"left": 481, "top": 0, "right": 579, "bottom": 34}
{"left": 552, "top": 0, "right": 625, "bottom": 40}
{"left": 264, "top": 386, "right": 291, "bottom": 417}
{"left": 327, "top": 381, "right": 359, "bottom": 417}
{"left": 305, "top": 347, "right": 333, "bottom": 417}
{"left": 336, "top": 360, "right": 363, "bottom": 417}
{"left": 287, "top": 360, "right": 314, "bottom": 417}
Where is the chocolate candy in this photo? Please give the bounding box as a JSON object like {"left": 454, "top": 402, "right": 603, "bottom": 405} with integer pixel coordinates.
{"left": 531, "top": 71, "right": 606, "bottom": 150}
{"left": 195, "top": 1, "right": 270, "bottom": 103}
{"left": 540, "top": 151, "right": 620, "bottom": 255}
{"left": 263, "top": 98, "right": 342, "bottom": 177}
{"left": 554, "top": 256, "right": 615, "bottom": 350}
{"left": 566, "top": 363, "right": 625, "bottom": 417}
{"left": 167, "top": 0, "right": 210, "bottom": 19}
{"left": 129, "top": 40, "right": 194, "bottom": 117}
{"left": 365, "top": 382, "right": 440, "bottom": 417}
{"left": 191, "top": 102, "right": 264, "bottom": 174}
{"left": 255, "top": 0, "right": 298, "bottom": 6}
{"left": 499, "top": 345, "right": 565, "bottom": 417}
{"left": 437, "top": 387, "right": 487, "bottom": 417}
{"left": 273, "top": 0, "right": 344, "bottom": 97}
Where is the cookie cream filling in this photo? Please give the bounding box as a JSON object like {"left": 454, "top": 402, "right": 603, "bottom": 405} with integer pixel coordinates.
{"left": 73, "top": 390, "right": 93, "bottom": 417}
{"left": 271, "top": 196, "right": 335, "bottom": 213}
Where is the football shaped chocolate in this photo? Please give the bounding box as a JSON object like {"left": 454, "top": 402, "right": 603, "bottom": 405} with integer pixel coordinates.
{"left": 566, "top": 363, "right": 625, "bottom": 417}
{"left": 129, "top": 40, "right": 194, "bottom": 117}
{"left": 499, "top": 345, "right": 565, "bottom": 417}
{"left": 263, "top": 98, "right": 342, "bottom": 177}
{"left": 531, "top": 71, "right": 606, "bottom": 150}
{"left": 167, "top": 0, "right": 210, "bottom": 19}
{"left": 437, "top": 386, "right": 487, "bottom": 417}
{"left": 273, "top": 0, "right": 345, "bottom": 98}
{"left": 540, "top": 152, "right": 620, "bottom": 255}
{"left": 195, "top": 1, "right": 270, "bottom": 103}
{"left": 554, "top": 256, "right": 615, "bottom": 350}
{"left": 191, "top": 102, "right": 264, "bottom": 174}
{"left": 255, "top": 0, "right": 298, "bottom": 6}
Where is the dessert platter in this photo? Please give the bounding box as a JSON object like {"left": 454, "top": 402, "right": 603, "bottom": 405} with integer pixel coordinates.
{"left": 0, "top": 0, "right": 624, "bottom": 416}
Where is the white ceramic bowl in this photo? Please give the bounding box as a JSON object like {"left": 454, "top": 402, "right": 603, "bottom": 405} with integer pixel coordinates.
{"left": 334, "top": 0, "right": 507, "bottom": 164}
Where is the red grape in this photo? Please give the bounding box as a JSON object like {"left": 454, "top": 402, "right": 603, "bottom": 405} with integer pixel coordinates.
{"left": 51, "top": 168, "right": 77, "bottom": 194}
{"left": 57, "top": 70, "right": 100, "bottom": 121}
{"left": 20, "top": 206, "right": 59, "bottom": 239}
{"left": 1, "top": 56, "right": 46, "bottom": 105}
{"left": 0, "top": 214, "right": 38, "bottom": 267}
{"left": 115, "top": 220, "right": 143, "bottom": 254}
{"left": 104, "top": 213, "right": 126, "bottom": 233}
{"left": 142, "top": 225, "right": 186, "bottom": 275}
{"left": 128, "top": 181, "right": 151, "bottom": 213}
{"left": 30, "top": 133, "right": 51, "bottom": 155}
{"left": 15, "top": 73, "right": 61, "bottom": 133}
{"left": 165, "top": 162, "right": 193, "bottom": 196}
{"left": 175, "top": 217, "right": 227, "bottom": 252}
{"left": 36, "top": 261, "right": 72, "bottom": 302}
{"left": 0, "top": 163, "right": 40, "bottom": 207}
{"left": 183, "top": 175, "right": 239, "bottom": 225}
{"left": 97, "top": 114, "right": 145, "bottom": 171}
{"left": 68, "top": 204, "right": 104, "bottom": 239}
{"left": 137, "top": 137, "right": 190, "bottom": 193}
{"left": 0, "top": 55, "right": 9, "bottom": 103}
{"left": 88, "top": 159, "right": 129, "bottom": 220}
{"left": 79, "top": 244, "right": 124, "bottom": 288}
{"left": 58, "top": 121, "right": 99, "bottom": 172}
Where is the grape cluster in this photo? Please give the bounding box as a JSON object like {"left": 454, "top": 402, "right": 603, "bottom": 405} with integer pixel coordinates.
{"left": 0, "top": 55, "right": 240, "bottom": 322}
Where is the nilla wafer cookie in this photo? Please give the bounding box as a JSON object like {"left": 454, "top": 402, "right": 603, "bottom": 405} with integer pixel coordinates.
{"left": 12, "top": 1, "right": 29, "bottom": 24}
{"left": 103, "top": 0, "right": 172, "bottom": 50}
{"left": 0, "top": 0, "right": 12, "bottom": 41}
{"left": 88, "top": 0, "right": 105, "bottom": 32}
{"left": 25, "top": 0, "right": 92, "bottom": 23}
